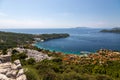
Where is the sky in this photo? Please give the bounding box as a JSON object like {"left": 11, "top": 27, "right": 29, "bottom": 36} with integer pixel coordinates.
{"left": 0, "top": 0, "right": 120, "bottom": 29}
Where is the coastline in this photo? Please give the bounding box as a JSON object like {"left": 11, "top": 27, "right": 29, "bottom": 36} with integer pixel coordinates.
{"left": 0, "top": 30, "right": 120, "bottom": 80}
{"left": 34, "top": 42, "right": 95, "bottom": 55}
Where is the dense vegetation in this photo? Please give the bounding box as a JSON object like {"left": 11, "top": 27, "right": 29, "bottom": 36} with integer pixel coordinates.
{"left": 100, "top": 27, "right": 120, "bottom": 33}
{"left": 10, "top": 47, "right": 120, "bottom": 80}
{"left": 37, "top": 33, "right": 69, "bottom": 41}
{"left": 0, "top": 31, "right": 69, "bottom": 50}
{"left": 0, "top": 31, "right": 34, "bottom": 50}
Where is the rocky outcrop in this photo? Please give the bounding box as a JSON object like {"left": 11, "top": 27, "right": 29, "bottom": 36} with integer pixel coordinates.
{"left": 0, "top": 55, "right": 11, "bottom": 63}
{"left": 15, "top": 48, "right": 52, "bottom": 62}
{"left": 0, "top": 55, "right": 27, "bottom": 80}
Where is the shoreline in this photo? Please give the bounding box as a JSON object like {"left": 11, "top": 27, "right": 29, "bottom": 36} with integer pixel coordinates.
{"left": 34, "top": 42, "right": 95, "bottom": 55}
{"left": 34, "top": 40, "right": 120, "bottom": 55}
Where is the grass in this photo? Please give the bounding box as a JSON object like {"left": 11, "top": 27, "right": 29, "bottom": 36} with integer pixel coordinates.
{"left": 23, "top": 65, "right": 42, "bottom": 80}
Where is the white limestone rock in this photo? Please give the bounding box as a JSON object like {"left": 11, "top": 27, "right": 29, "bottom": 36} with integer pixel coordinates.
{"left": 6, "top": 70, "right": 17, "bottom": 78}
{"left": 0, "top": 69, "right": 8, "bottom": 74}
{"left": 16, "top": 64, "right": 22, "bottom": 70}
{"left": 0, "top": 73, "right": 9, "bottom": 80}
{"left": 14, "top": 60, "right": 21, "bottom": 65}
{"left": 0, "top": 62, "right": 11, "bottom": 69}
{"left": 17, "top": 69, "right": 24, "bottom": 77}
{"left": 16, "top": 74, "right": 27, "bottom": 80}
{"left": 11, "top": 64, "right": 17, "bottom": 70}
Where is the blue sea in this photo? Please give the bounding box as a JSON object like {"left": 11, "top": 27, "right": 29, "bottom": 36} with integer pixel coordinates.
{"left": 1, "top": 28, "right": 120, "bottom": 54}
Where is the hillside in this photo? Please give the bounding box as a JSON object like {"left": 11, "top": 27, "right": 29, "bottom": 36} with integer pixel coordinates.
{"left": 8, "top": 47, "right": 120, "bottom": 80}
{"left": 0, "top": 31, "right": 69, "bottom": 50}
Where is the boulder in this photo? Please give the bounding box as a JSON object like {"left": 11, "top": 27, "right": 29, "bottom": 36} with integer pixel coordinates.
{"left": 0, "top": 62, "right": 11, "bottom": 69}
{"left": 16, "top": 74, "right": 27, "bottom": 80}
{"left": 6, "top": 70, "right": 17, "bottom": 78}
{"left": 0, "top": 69, "right": 8, "bottom": 74}
{"left": 0, "top": 73, "right": 9, "bottom": 80}
{"left": 17, "top": 69, "right": 24, "bottom": 77}
{"left": 16, "top": 64, "right": 22, "bottom": 70}
{"left": 11, "top": 64, "right": 17, "bottom": 70}
{"left": 14, "top": 60, "right": 21, "bottom": 65}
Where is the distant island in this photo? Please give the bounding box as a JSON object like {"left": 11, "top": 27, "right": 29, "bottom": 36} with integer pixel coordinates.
{"left": 75, "top": 27, "right": 91, "bottom": 29}
{"left": 100, "top": 27, "right": 120, "bottom": 33}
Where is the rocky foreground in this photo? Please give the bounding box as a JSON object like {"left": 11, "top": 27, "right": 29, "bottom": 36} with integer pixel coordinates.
{"left": 15, "top": 48, "right": 52, "bottom": 62}
{"left": 0, "top": 55, "right": 27, "bottom": 80}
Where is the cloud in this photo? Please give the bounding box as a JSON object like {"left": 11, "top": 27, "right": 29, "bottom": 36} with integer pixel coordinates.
{"left": 0, "top": 19, "right": 69, "bottom": 28}
{"left": 0, "top": 17, "right": 80, "bottom": 28}
{"left": 0, "top": 18, "right": 119, "bottom": 29}
{"left": 0, "top": 19, "right": 44, "bottom": 28}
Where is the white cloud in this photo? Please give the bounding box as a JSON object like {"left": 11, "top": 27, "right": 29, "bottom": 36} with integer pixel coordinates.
{"left": 0, "top": 19, "right": 44, "bottom": 28}
{"left": 0, "top": 19, "right": 70, "bottom": 29}
{"left": 0, "top": 18, "right": 119, "bottom": 29}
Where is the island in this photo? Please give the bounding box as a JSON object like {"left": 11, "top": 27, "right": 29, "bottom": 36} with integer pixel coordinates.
{"left": 100, "top": 27, "right": 120, "bottom": 33}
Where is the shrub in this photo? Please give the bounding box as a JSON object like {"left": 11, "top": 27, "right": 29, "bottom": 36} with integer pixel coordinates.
{"left": 26, "top": 58, "right": 36, "bottom": 65}
{"left": 2, "top": 49, "right": 7, "bottom": 55}
{"left": 11, "top": 52, "right": 28, "bottom": 62}
{"left": 12, "top": 49, "right": 19, "bottom": 54}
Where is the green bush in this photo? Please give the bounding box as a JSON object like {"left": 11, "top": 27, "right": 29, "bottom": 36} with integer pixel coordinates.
{"left": 2, "top": 49, "right": 7, "bottom": 55}
{"left": 11, "top": 52, "right": 28, "bottom": 62}
{"left": 12, "top": 49, "right": 19, "bottom": 54}
{"left": 26, "top": 58, "right": 36, "bottom": 65}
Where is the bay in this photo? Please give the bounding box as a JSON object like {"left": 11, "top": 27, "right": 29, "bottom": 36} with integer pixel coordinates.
{"left": 1, "top": 28, "right": 120, "bottom": 54}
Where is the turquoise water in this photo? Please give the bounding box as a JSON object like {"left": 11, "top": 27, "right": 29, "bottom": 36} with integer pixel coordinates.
{"left": 1, "top": 28, "right": 120, "bottom": 54}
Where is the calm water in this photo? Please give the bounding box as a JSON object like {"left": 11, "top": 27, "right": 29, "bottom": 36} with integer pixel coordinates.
{"left": 1, "top": 28, "right": 120, "bottom": 54}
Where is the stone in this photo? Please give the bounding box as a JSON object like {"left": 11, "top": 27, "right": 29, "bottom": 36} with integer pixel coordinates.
{"left": 0, "top": 54, "right": 27, "bottom": 80}
{"left": 16, "top": 74, "right": 27, "bottom": 80}
{"left": 0, "top": 60, "right": 2, "bottom": 64}
{"left": 11, "top": 63, "right": 22, "bottom": 70}
{"left": 6, "top": 70, "right": 17, "bottom": 78}
{"left": 14, "top": 60, "right": 21, "bottom": 65}
{"left": 0, "top": 73, "right": 9, "bottom": 80}
{"left": 16, "top": 64, "right": 22, "bottom": 70}
{"left": 11, "top": 64, "right": 17, "bottom": 70}
{"left": 11, "top": 70, "right": 17, "bottom": 77}
{"left": 17, "top": 69, "right": 24, "bottom": 77}
{"left": 0, "top": 69, "right": 8, "bottom": 74}
{"left": 0, "top": 62, "right": 11, "bottom": 69}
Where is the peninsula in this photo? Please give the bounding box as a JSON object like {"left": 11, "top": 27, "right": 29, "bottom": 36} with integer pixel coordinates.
{"left": 0, "top": 31, "right": 69, "bottom": 50}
